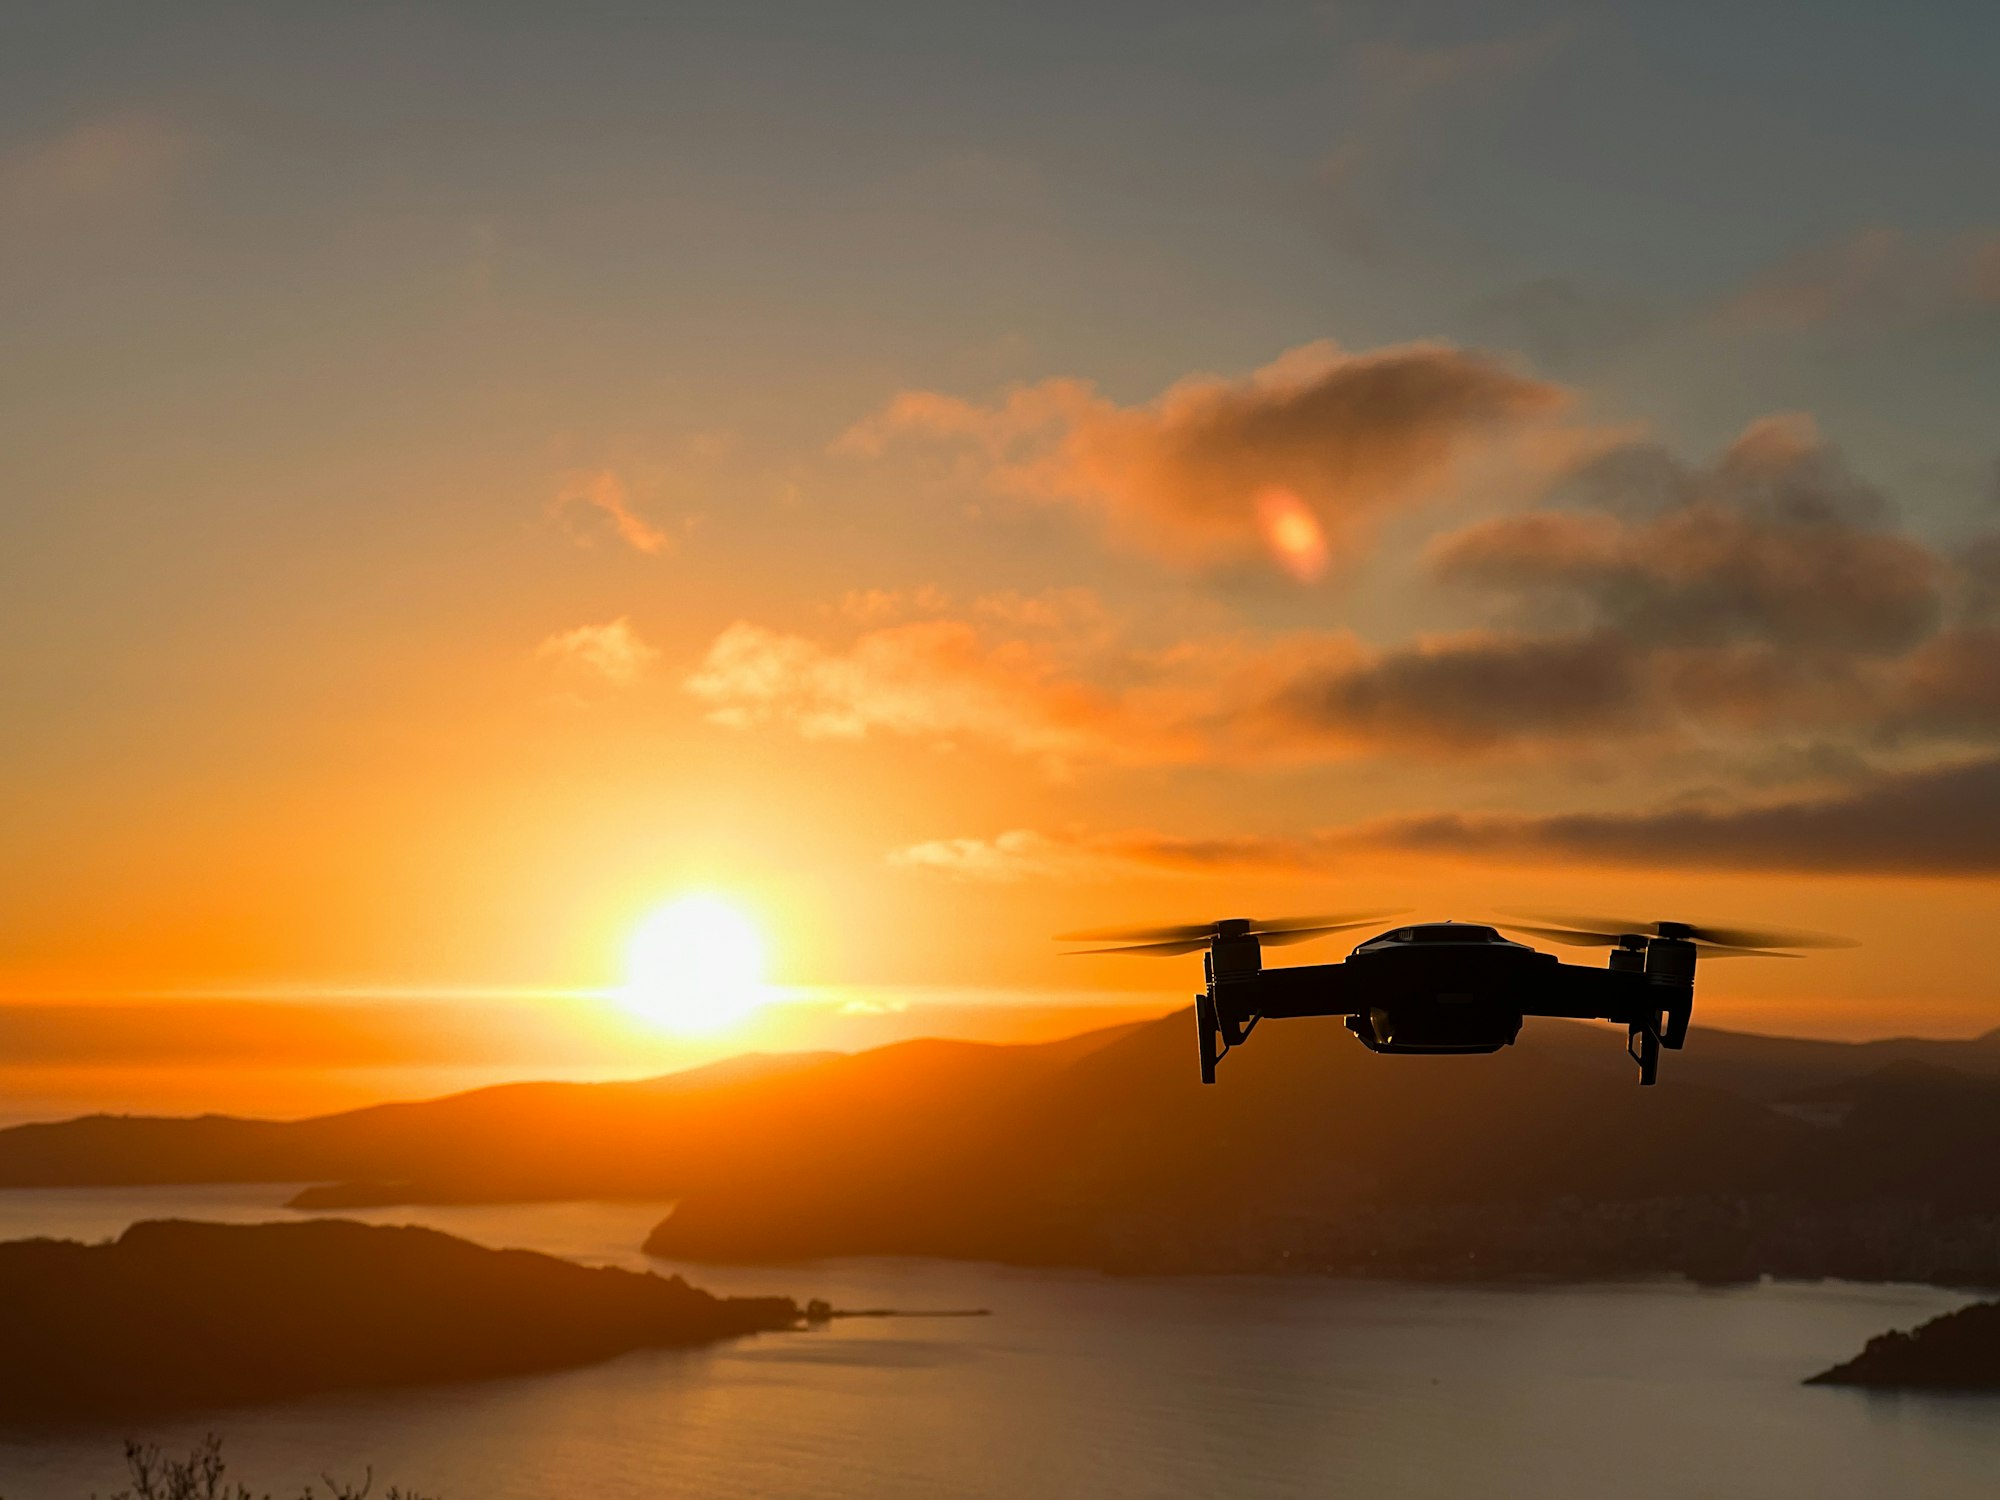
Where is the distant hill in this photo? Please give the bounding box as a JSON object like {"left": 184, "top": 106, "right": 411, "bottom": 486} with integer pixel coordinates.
{"left": 646, "top": 1012, "right": 2000, "bottom": 1280}
{"left": 0, "top": 1218, "right": 797, "bottom": 1422}
{"left": 0, "top": 1026, "right": 1143, "bottom": 1203}
{"left": 647, "top": 1010, "right": 1802, "bottom": 1268}
{"left": 1511, "top": 1019, "right": 2000, "bottom": 1102}
{"left": 4, "top": 1014, "right": 2000, "bottom": 1284}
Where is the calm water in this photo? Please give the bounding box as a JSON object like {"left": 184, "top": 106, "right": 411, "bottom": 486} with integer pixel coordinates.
{"left": 0, "top": 1185, "right": 1992, "bottom": 1499}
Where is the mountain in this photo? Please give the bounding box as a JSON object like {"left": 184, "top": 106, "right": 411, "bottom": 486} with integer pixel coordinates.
{"left": 646, "top": 1011, "right": 2000, "bottom": 1279}
{"left": 1512, "top": 1019, "right": 2000, "bottom": 1102}
{"left": 647, "top": 1010, "right": 1809, "bottom": 1269}
{"left": 0, "top": 1218, "right": 797, "bottom": 1422}
{"left": 0, "top": 1025, "right": 1145, "bottom": 1204}
{"left": 4, "top": 1013, "right": 2000, "bottom": 1284}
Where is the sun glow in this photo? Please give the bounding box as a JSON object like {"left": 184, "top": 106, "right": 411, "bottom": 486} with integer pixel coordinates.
{"left": 1254, "top": 486, "right": 1329, "bottom": 580}
{"left": 621, "top": 894, "right": 771, "bottom": 1035}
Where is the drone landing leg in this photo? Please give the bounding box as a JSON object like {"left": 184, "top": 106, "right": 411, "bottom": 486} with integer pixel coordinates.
{"left": 1195, "top": 993, "right": 1219, "bottom": 1085}
{"left": 1627, "top": 1016, "right": 1661, "bottom": 1086}
{"left": 1195, "top": 995, "right": 1259, "bottom": 1085}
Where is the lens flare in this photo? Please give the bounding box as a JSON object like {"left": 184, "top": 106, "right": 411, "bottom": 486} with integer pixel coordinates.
{"left": 1255, "top": 487, "right": 1329, "bottom": 580}
{"left": 621, "top": 894, "right": 769, "bottom": 1035}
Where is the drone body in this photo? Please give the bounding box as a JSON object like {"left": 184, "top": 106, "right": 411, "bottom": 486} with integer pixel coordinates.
{"left": 1062, "top": 912, "right": 1850, "bottom": 1087}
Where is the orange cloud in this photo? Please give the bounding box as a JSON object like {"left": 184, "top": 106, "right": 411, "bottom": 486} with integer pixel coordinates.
{"left": 898, "top": 755, "right": 2000, "bottom": 882}
{"left": 535, "top": 617, "right": 659, "bottom": 685}
{"left": 888, "top": 830, "right": 1085, "bottom": 881}
{"left": 887, "top": 826, "right": 1355, "bottom": 882}
{"left": 838, "top": 339, "right": 1570, "bottom": 574}
{"left": 686, "top": 602, "right": 1659, "bottom": 770}
{"left": 552, "top": 470, "right": 669, "bottom": 554}
{"left": 683, "top": 611, "right": 1207, "bottom": 771}
{"left": 696, "top": 413, "right": 2000, "bottom": 774}
{"left": 685, "top": 584, "right": 1985, "bottom": 773}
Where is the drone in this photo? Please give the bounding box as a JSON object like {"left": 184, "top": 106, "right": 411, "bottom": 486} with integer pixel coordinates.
{"left": 1061, "top": 911, "right": 1853, "bottom": 1086}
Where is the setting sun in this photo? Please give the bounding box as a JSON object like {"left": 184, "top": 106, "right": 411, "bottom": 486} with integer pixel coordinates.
{"left": 620, "top": 895, "right": 770, "bottom": 1035}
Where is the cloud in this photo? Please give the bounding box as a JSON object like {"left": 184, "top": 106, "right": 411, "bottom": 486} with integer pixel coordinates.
{"left": 1718, "top": 226, "right": 2000, "bottom": 330}
{"left": 682, "top": 615, "right": 1167, "bottom": 768}
{"left": 1893, "top": 626, "right": 2000, "bottom": 739}
{"left": 552, "top": 470, "right": 669, "bottom": 554}
{"left": 535, "top": 618, "right": 659, "bottom": 686}
{"left": 901, "top": 756, "right": 2000, "bottom": 883}
{"left": 684, "top": 584, "right": 1979, "bottom": 774}
{"left": 1271, "top": 629, "right": 1648, "bottom": 753}
{"left": 1368, "top": 756, "right": 2000, "bottom": 878}
{"left": 699, "top": 417, "right": 2000, "bottom": 772}
{"left": 686, "top": 594, "right": 1665, "bottom": 770}
{"left": 838, "top": 339, "right": 1571, "bottom": 576}
{"left": 888, "top": 830, "right": 1083, "bottom": 882}
{"left": 0, "top": 112, "right": 190, "bottom": 222}
{"left": 680, "top": 595, "right": 1267, "bottom": 771}
{"left": 1418, "top": 415, "right": 1959, "bottom": 741}
{"left": 886, "top": 826, "right": 1362, "bottom": 882}
{"left": 1431, "top": 419, "right": 1943, "bottom": 655}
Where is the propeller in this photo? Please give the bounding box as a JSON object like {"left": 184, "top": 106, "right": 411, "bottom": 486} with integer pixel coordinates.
{"left": 1496, "top": 910, "right": 1856, "bottom": 959}
{"left": 1058, "top": 910, "right": 1407, "bottom": 958}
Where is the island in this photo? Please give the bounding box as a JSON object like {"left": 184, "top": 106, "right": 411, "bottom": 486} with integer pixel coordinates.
{"left": 1807, "top": 1299, "right": 2000, "bottom": 1388}
{"left": 0, "top": 1218, "right": 800, "bottom": 1422}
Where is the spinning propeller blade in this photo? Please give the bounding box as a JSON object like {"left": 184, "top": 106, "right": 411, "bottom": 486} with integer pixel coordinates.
{"left": 1062, "top": 937, "right": 1214, "bottom": 957}
{"left": 1496, "top": 910, "right": 1854, "bottom": 958}
{"left": 1056, "top": 910, "right": 1404, "bottom": 945}
{"left": 1057, "top": 910, "right": 1407, "bottom": 954}
{"left": 1257, "top": 921, "right": 1383, "bottom": 947}
{"left": 1497, "top": 922, "right": 1624, "bottom": 949}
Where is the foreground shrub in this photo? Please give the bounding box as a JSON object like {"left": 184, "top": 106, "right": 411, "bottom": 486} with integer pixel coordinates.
{"left": 8, "top": 1435, "right": 441, "bottom": 1500}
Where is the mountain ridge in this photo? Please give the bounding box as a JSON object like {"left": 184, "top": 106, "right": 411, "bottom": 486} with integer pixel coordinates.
{"left": 5, "top": 1013, "right": 2000, "bottom": 1285}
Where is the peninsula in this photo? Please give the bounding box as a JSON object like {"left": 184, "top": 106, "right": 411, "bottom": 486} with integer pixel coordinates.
{"left": 1808, "top": 1299, "right": 2000, "bottom": 1389}
{"left": 0, "top": 1218, "right": 798, "bottom": 1422}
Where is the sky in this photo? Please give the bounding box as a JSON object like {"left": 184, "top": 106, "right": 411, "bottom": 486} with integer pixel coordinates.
{"left": 4, "top": 1, "right": 2000, "bottom": 1082}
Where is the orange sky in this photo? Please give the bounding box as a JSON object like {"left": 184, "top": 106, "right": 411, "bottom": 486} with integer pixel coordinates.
{"left": 4, "top": 7, "right": 2000, "bottom": 1091}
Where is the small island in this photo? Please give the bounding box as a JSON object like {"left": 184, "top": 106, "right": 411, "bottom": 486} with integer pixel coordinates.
{"left": 1807, "top": 1299, "right": 2000, "bottom": 1389}
{"left": 0, "top": 1218, "right": 799, "bottom": 1422}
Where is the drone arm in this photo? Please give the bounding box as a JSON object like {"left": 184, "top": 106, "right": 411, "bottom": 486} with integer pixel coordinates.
{"left": 1542, "top": 960, "right": 1685, "bottom": 1085}
{"left": 1230, "top": 960, "right": 1366, "bottom": 1020}
{"left": 1535, "top": 961, "right": 1679, "bottom": 1023}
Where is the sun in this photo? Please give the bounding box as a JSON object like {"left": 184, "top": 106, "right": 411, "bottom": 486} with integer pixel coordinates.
{"left": 620, "top": 894, "right": 770, "bottom": 1035}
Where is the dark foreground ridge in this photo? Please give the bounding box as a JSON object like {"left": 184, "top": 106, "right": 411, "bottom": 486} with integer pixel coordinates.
{"left": 0, "top": 1218, "right": 797, "bottom": 1423}
{"left": 1807, "top": 1299, "right": 2000, "bottom": 1388}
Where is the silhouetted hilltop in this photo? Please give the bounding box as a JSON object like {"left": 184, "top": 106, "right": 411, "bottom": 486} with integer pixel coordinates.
{"left": 0, "top": 1218, "right": 797, "bottom": 1422}
{"left": 5, "top": 1014, "right": 2000, "bottom": 1284}
{"left": 0, "top": 1027, "right": 1142, "bottom": 1204}
{"left": 647, "top": 1010, "right": 1808, "bottom": 1268}
{"left": 1514, "top": 1020, "right": 2000, "bottom": 1103}
{"left": 1, "top": 1016, "right": 1988, "bottom": 1201}
{"left": 647, "top": 1011, "right": 2000, "bottom": 1281}
{"left": 1808, "top": 1298, "right": 2000, "bottom": 1387}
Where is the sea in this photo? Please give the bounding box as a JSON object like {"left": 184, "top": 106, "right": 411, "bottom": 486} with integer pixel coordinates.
{"left": 0, "top": 1185, "right": 1991, "bottom": 1499}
